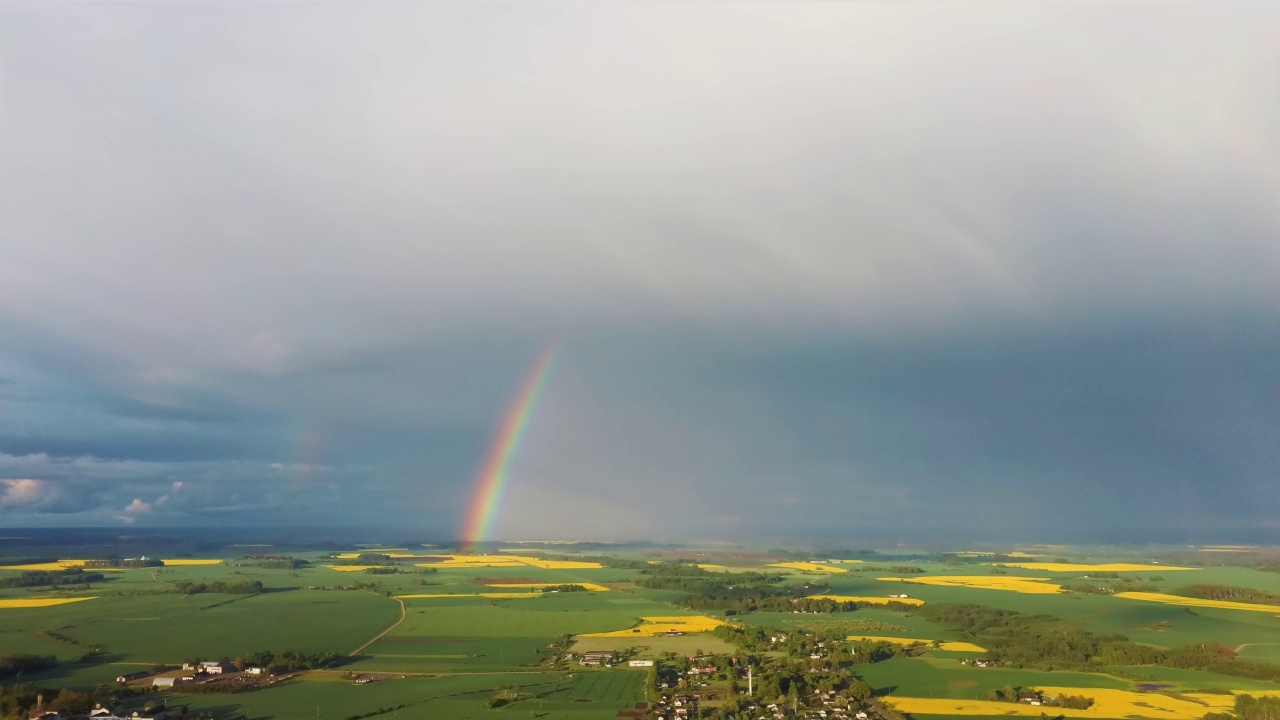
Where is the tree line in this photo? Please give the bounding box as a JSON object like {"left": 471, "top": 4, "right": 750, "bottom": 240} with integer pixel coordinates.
{"left": 172, "top": 579, "right": 264, "bottom": 595}
{"left": 919, "top": 603, "right": 1280, "bottom": 680}
{"left": 0, "top": 567, "right": 105, "bottom": 589}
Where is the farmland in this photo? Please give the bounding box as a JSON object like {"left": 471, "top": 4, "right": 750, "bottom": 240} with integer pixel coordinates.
{"left": 5, "top": 542, "right": 1280, "bottom": 719}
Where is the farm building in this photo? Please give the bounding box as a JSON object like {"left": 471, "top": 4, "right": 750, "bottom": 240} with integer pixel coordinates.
{"left": 578, "top": 650, "right": 617, "bottom": 666}
{"left": 628, "top": 659, "right": 654, "bottom": 667}
{"left": 245, "top": 666, "right": 264, "bottom": 675}
{"left": 200, "top": 661, "right": 230, "bottom": 674}
{"left": 115, "top": 671, "right": 148, "bottom": 683}
{"left": 151, "top": 677, "right": 185, "bottom": 688}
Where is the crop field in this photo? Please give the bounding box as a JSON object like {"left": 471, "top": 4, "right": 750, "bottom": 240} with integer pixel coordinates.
{"left": 808, "top": 594, "right": 926, "bottom": 606}
{"left": 570, "top": 633, "right": 738, "bottom": 657}
{"left": 1115, "top": 591, "right": 1280, "bottom": 614}
{"left": 8, "top": 544, "right": 1280, "bottom": 720}
{"left": 0, "top": 596, "right": 96, "bottom": 608}
{"left": 176, "top": 672, "right": 573, "bottom": 720}
{"left": 998, "top": 562, "right": 1197, "bottom": 573}
{"left": 849, "top": 635, "right": 986, "bottom": 652}
{"left": 578, "top": 615, "right": 727, "bottom": 637}
{"left": 879, "top": 575, "right": 1064, "bottom": 593}
{"left": 769, "top": 562, "right": 847, "bottom": 573}
{"left": 888, "top": 687, "right": 1280, "bottom": 719}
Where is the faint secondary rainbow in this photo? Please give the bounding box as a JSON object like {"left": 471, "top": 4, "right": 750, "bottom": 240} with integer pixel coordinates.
{"left": 460, "top": 342, "right": 559, "bottom": 551}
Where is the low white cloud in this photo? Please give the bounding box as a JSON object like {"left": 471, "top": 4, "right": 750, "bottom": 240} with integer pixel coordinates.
{"left": 0, "top": 478, "right": 48, "bottom": 507}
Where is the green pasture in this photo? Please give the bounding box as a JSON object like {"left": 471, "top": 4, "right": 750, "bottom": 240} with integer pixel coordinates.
{"left": 0, "top": 589, "right": 399, "bottom": 663}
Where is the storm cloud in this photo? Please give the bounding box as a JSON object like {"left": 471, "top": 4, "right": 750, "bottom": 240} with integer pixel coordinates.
{"left": 1, "top": 1, "right": 1277, "bottom": 541}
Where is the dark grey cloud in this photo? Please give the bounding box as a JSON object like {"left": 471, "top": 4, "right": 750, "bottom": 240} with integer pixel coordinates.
{"left": 0, "top": 0, "right": 1277, "bottom": 540}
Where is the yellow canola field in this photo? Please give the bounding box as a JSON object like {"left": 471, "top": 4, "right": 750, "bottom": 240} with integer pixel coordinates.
{"left": 889, "top": 688, "right": 1278, "bottom": 719}
{"left": 161, "top": 559, "right": 223, "bottom": 566}
{"left": 325, "top": 565, "right": 384, "bottom": 572}
{"left": 580, "top": 615, "right": 727, "bottom": 638}
{"left": 420, "top": 556, "right": 524, "bottom": 568}
{"left": 0, "top": 597, "right": 96, "bottom": 609}
{"left": 483, "top": 582, "right": 609, "bottom": 592}
{"left": 1116, "top": 591, "right": 1280, "bottom": 614}
{"left": 769, "top": 562, "right": 847, "bottom": 573}
{"left": 335, "top": 552, "right": 418, "bottom": 559}
{"left": 848, "top": 636, "right": 986, "bottom": 652}
{"left": 0, "top": 562, "right": 78, "bottom": 571}
{"left": 396, "top": 593, "right": 540, "bottom": 599}
{"left": 808, "top": 594, "right": 925, "bottom": 606}
{"left": 879, "top": 576, "right": 1063, "bottom": 594}
{"left": 997, "top": 562, "right": 1196, "bottom": 572}
{"left": 416, "top": 555, "right": 604, "bottom": 569}
{"left": 514, "top": 557, "right": 604, "bottom": 570}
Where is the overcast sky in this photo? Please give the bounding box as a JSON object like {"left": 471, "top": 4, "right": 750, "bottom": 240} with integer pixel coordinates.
{"left": 1, "top": 0, "right": 1278, "bottom": 542}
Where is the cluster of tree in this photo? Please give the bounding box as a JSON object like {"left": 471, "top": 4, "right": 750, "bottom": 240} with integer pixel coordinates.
{"left": 0, "top": 567, "right": 106, "bottom": 588}
{"left": 189, "top": 650, "right": 340, "bottom": 674}
{"left": 83, "top": 558, "right": 163, "bottom": 569}
{"left": 0, "top": 558, "right": 59, "bottom": 568}
{"left": 244, "top": 556, "right": 310, "bottom": 569}
{"left": 363, "top": 567, "right": 400, "bottom": 575}
{"left": 172, "top": 579, "right": 264, "bottom": 595}
{"left": 710, "top": 624, "right": 884, "bottom": 665}
{"left": 329, "top": 553, "right": 397, "bottom": 566}
{"left": 1050, "top": 694, "right": 1095, "bottom": 709}
{"left": 1172, "top": 584, "right": 1280, "bottom": 606}
{"left": 1203, "top": 694, "right": 1280, "bottom": 720}
{"left": 636, "top": 564, "right": 831, "bottom": 613}
{"left": 988, "top": 684, "right": 1031, "bottom": 702}
{"left": 0, "top": 655, "right": 57, "bottom": 681}
{"left": 0, "top": 682, "right": 123, "bottom": 719}
{"left": 920, "top": 603, "right": 1280, "bottom": 680}
{"left": 542, "top": 584, "right": 588, "bottom": 592}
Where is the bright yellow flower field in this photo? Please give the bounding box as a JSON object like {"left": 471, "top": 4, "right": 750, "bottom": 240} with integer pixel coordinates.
{"left": 807, "top": 594, "right": 925, "bottom": 606}
{"left": 483, "top": 582, "right": 609, "bottom": 592}
{"left": 879, "top": 576, "right": 1063, "bottom": 594}
{"left": 769, "top": 562, "right": 847, "bottom": 573}
{"left": 1115, "top": 591, "right": 1280, "bottom": 614}
{"left": 848, "top": 635, "right": 985, "bottom": 652}
{"left": 997, "top": 563, "right": 1195, "bottom": 572}
{"left": 890, "top": 687, "right": 1280, "bottom": 719}
{"left": 161, "top": 559, "right": 224, "bottom": 566}
{"left": 395, "top": 593, "right": 541, "bottom": 599}
{"left": 579, "top": 615, "right": 726, "bottom": 637}
{"left": 0, "top": 597, "right": 96, "bottom": 608}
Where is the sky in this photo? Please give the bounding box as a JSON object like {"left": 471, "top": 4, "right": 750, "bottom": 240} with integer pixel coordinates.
{"left": 1, "top": 1, "right": 1278, "bottom": 543}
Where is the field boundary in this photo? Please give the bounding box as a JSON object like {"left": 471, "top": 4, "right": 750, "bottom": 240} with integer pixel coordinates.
{"left": 350, "top": 598, "right": 406, "bottom": 656}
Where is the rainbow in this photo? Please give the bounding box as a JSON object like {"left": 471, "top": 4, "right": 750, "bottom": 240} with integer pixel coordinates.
{"left": 460, "top": 342, "right": 559, "bottom": 551}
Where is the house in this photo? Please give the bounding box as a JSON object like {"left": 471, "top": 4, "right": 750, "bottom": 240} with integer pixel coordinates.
{"left": 200, "top": 661, "right": 229, "bottom": 674}
{"left": 245, "top": 666, "right": 265, "bottom": 675}
{"left": 1018, "top": 692, "right": 1042, "bottom": 705}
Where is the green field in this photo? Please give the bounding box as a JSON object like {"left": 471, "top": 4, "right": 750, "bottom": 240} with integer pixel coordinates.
{"left": 7, "top": 546, "right": 1280, "bottom": 719}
